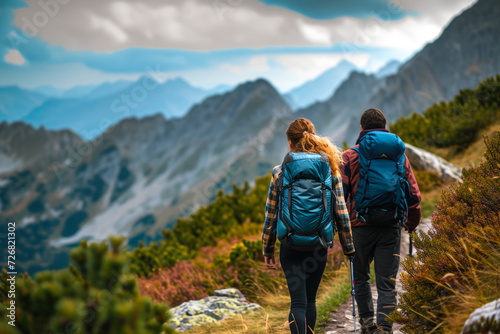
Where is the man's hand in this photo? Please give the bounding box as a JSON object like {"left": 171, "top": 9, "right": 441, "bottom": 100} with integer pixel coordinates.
{"left": 264, "top": 255, "right": 276, "bottom": 270}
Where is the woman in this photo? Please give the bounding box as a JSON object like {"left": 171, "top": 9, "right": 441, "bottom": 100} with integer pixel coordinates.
{"left": 262, "top": 118, "right": 355, "bottom": 334}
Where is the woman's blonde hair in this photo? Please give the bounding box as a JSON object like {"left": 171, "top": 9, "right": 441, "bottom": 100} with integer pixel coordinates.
{"left": 285, "top": 118, "right": 342, "bottom": 177}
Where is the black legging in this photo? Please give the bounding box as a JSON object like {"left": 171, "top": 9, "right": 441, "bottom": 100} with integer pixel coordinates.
{"left": 279, "top": 244, "right": 328, "bottom": 334}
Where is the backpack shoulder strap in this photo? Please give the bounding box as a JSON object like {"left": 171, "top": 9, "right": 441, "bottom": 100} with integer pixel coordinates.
{"left": 276, "top": 170, "right": 284, "bottom": 193}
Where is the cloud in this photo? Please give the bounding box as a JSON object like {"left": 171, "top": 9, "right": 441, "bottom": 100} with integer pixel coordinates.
{"left": 298, "top": 21, "right": 332, "bottom": 45}
{"left": 11, "top": 0, "right": 475, "bottom": 53}
{"left": 4, "top": 49, "right": 25, "bottom": 65}
{"left": 89, "top": 13, "right": 128, "bottom": 44}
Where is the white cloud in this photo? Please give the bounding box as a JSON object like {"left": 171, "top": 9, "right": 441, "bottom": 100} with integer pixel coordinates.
{"left": 13, "top": 0, "right": 476, "bottom": 52}
{"left": 298, "top": 21, "right": 332, "bottom": 45}
{"left": 89, "top": 14, "right": 128, "bottom": 44}
{"left": 4, "top": 49, "right": 25, "bottom": 65}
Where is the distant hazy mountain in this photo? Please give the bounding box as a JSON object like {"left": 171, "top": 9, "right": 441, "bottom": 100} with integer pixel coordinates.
{"left": 75, "top": 80, "right": 134, "bottom": 100}
{"left": 374, "top": 60, "right": 401, "bottom": 78}
{"left": 298, "top": 0, "right": 500, "bottom": 146}
{"left": 32, "top": 80, "right": 134, "bottom": 100}
{"left": 19, "top": 77, "right": 233, "bottom": 139}
{"left": 285, "top": 60, "right": 357, "bottom": 109}
{"left": 32, "top": 85, "right": 66, "bottom": 97}
{"left": 0, "top": 86, "right": 47, "bottom": 121}
{"left": 0, "top": 79, "right": 292, "bottom": 274}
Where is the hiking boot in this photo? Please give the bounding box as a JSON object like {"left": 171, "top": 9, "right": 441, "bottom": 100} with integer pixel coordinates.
{"left": 359, "top": 317, "right": 377, "bottom": 334}
{"left": 373, "top": 328, "right": 393, "bottom": 334}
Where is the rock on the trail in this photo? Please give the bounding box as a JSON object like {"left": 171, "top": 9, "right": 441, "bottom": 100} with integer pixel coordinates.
{"left": 168, "top": 288, "right": 262, "bottom": 332}
{"left": 461, "top": 298, "right": 500, "bottom": 334}
{"left": 405, "top": 143, "right": 462, "bottom": 183}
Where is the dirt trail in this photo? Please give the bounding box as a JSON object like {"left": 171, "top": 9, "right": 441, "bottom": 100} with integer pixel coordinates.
{"left": 323, "top": 218, "right": 432, "bottom": 334}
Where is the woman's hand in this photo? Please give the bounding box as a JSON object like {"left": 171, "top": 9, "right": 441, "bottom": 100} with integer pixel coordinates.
{"left": 264, "top": 255, "right": 276, "bottom": 270}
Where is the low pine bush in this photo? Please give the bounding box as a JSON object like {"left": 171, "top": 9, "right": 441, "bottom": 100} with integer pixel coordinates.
{"left": 0, "top": 236, "right": 173, "bottom": 334}
{"left": 392, "top": 132, "right": 500, "bottom": 333}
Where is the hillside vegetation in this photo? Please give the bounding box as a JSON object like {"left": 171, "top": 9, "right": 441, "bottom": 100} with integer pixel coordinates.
{"left": 390, "top": 75, "right": 500, "bottom": 153}
{"left": 130, "top": 179, "right": 266, "bottom": 277}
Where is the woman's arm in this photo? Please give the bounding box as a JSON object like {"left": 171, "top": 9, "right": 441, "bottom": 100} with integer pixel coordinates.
{"left": 333, "top": 174, "right": 355, "bottom": 255}
{"left": 262, "top": 166, "right": 281, "bottom": 260}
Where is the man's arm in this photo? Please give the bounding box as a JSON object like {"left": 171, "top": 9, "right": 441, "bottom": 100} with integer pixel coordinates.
{"left": 404, "top": 156, "right": 422, "bottom": 231}
{"left": 340, "top": 151, "right": 351, "bottom": 203}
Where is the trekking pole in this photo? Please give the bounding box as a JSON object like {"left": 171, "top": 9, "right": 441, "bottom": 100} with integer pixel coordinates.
{"left": 350, "top": 255, "right": 357, "bottom": 334}
{"left": 409, "top": 231, "right": 413, "bottom": 257}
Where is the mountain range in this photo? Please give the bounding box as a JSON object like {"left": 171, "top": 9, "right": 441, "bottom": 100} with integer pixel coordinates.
{"left": 1, "top": 0, "right": 499, "bottom": 274}
{"left": 0, "top": 78, "right": 231, "bottom": 139}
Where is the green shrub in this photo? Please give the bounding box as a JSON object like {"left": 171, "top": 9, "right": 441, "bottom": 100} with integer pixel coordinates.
{"left": 0, "top": 236, "right": 173, "bottom": 334}
{"left": 130, "top": 176, "right": 271, "bottom": 276}
{"left": 392, "top": 132, "right": 500, "bottom": 333}
{"left": 391, "top": 75, "right": 500, "bottom": 151}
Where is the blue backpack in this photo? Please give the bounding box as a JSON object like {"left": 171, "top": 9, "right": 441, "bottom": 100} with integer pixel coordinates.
{"left": 276, "top": 152, "right": 338, "bottom": 250}
{"left": 352, "top": 131, "right": 415, "bottom": 227}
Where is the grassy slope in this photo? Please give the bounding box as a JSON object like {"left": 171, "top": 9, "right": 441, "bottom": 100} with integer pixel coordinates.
{"left": 433, "top": 122, "right": 500, "bottom": 167}
{"left": 418, "top": 121, "right": 500, "bottom": 218}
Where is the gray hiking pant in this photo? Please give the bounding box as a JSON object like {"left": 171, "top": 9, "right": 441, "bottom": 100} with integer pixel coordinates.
{"left": 352, "top": 226, "right": 401, "bottom": 330}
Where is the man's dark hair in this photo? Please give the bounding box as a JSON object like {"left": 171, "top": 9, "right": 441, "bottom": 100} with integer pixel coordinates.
{"left": 360, "top": 108, "right": 386, "bottom": 130}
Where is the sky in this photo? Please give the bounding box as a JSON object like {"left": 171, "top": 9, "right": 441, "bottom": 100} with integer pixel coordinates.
{"left": 0, "top": 0, "right": 477, "bottom": 92}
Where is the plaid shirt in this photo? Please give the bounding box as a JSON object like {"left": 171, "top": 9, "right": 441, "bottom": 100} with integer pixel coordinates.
{"left": 262, "top": 164, "right": 355, "bottom": 256}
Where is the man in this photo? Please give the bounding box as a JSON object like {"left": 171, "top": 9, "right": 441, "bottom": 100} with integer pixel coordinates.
{"left": 340, "top": 108, "right": 421, "bottom": 334}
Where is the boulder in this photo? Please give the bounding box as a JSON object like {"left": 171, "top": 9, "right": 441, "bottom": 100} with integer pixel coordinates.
{"left": 462, "top": 298, "right": 500, "bottom": 334}
{"left": 168, "top": 288, "right": 262, "bottom": 332}
{"left": 405, "top": 143, "right": 462, "bottom": 183}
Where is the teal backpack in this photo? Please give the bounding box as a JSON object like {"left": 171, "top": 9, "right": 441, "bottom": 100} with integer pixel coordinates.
{"left": 352, "top": 131, "right": 418, "bottom": 227}
{"left": 276, "top": 152, "right": 338, "bottom": 250}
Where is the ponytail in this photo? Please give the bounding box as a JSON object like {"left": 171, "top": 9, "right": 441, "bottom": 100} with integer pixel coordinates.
{"left": 286, "top": 118, "right": 342, "bottom": 177}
